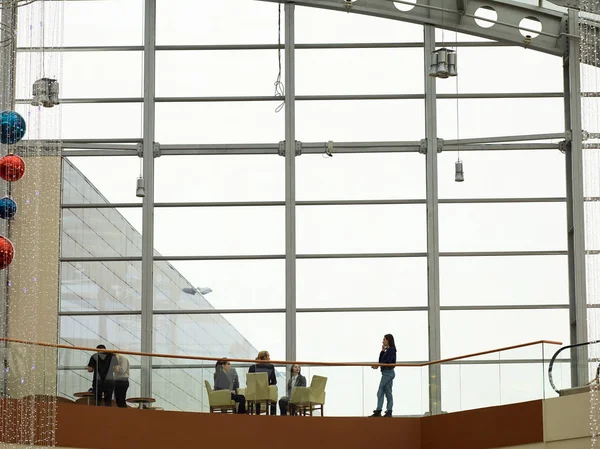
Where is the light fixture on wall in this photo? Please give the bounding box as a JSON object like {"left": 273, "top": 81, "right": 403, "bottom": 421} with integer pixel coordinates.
{"left": 428, "top": 48, "right": 458, "bottom": 79}
{"left": 136, "top": 177, "right": 145, "bottom": 197}
{"left": 182, "top": 287, "right": 213, "bottom": 295}
{"left": 447, "top": 50, "right": 458, "bottom": 76}
{"left": 31, "top": 78, "right": 60, "bottom": 108}
{"left": 455, "top": 159, "right": 464, "bottom": 182}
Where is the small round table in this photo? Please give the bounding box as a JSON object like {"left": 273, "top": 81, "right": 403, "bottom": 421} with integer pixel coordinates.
{"left": 126, "top": 397, "right": 156, "bottom": 409}
{"left": 74, "top": 391, "right": 94, "bottom": 406}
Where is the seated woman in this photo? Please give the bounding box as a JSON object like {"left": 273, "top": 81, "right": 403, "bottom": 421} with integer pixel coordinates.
{"left": 214, "top": 358, "right": 246, "bottom": 414}
{"left": 248, "top": 350, "right": 277, "bottom": 414}
{"left": 279, "top": 363, "right": 306, "bottom": 416}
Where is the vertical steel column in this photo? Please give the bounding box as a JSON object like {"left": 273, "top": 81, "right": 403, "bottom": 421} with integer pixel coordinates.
{"left": 424, "top": 25, "right": 442, "bottom": 414}
{"left": 284, "top": 3, "right": 297, "bottom": 364}
{"left": 0, "top": 4, "right": 16, "bottom": 111}
{"left": 141, "top": 0, "right": 156, "bottom": 398}
{"left": 563, "top": 8, "right": 588, "bottom": 387}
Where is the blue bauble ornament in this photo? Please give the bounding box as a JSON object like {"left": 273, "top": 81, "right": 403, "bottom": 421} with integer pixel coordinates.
{"left": 0, "top": 197, "right": 17, "bottom": 219}
{"left": 0, "top": 111, "right": 26, "bottom": 145}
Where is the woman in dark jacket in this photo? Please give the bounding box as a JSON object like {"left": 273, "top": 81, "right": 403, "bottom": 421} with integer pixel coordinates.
{"left": 248, "top": 350, "right": 277, "bottom": 414}
{"left": 279, "top": 364, "right": 306, "bottom": 415}
{"left": 370, "top": 334, "right": 397, "bottom": 418}
{"left": 214, "top": 358, "right": 246, "bottom": 414}
{"left": 248, "top": 350, "right": 277, "bottom": 385}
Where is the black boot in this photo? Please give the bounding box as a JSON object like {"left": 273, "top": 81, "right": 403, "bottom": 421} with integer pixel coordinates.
{"left": 383, "top": 411, "right": 393, "bottom": 418}
{"left": 370, "top": 410, "right": 382, "bottom": 417}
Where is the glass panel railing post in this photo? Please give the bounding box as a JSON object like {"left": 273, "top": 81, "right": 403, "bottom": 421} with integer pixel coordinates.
{"left": 361, "top": 365, "right": 365, "bottom": 417}
{"left": 418, "top": 365, "right": 424, "bottom": 416}
{"left": 421, "top": 365, "right": 428, "bottom": 416}
{"left": 201, "top": 364, "right": 205, "bottom": 412}
{"left": 497, "top": 350, "right": 502, "bottom": 406}
{"left": 541, "top": 342, "right": 547, "bottom": 400}
{"left": 458, "top": 362, "right": 462, "bottom": 412}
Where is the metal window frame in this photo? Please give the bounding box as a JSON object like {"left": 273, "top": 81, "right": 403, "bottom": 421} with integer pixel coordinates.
{"left": 57, "top": 304, "right": 570, "bottom": 317}
{"left": 45, "top": 0, "right": 587, "bottom": 416}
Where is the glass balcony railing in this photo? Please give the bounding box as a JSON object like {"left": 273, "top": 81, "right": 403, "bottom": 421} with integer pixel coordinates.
{"left": 0, "top": 337, "right": 563, "bottom": 417}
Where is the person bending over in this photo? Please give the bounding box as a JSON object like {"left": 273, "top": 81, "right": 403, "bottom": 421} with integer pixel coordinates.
{"left": 87, "top": 345, "right": 117, "bottom": 407}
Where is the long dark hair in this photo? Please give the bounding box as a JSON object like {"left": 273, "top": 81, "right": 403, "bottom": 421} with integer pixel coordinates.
{"left": 287, "top": 364, "right": 302, "bottom": 390}
{"left": 384, "top": 334, "right": 396, "bottom": 348}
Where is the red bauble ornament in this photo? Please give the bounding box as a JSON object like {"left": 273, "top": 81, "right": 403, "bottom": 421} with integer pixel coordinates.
{"left": 0, "top": 154, "right": 25, "bottom": 182}
{"left": 0, "top": 236, "right": 14, "bottom": 270}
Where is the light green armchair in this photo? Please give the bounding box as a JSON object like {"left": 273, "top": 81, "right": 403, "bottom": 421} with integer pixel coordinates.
{"left": 204, "top": 380, "right": 236, "bottom": 413}
{"left": 289, "top": 375, "right": 327, "bottom": 416}
{"left": 245, "top": 372, "right": 278, "bottom": 415}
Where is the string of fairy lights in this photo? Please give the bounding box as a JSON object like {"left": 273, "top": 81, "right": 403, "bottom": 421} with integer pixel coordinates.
{"left": 0, "top": 0, "right": 63, "bottom": 448}
{"left": 578, "top": 1, "right": 600, "bottom": 447}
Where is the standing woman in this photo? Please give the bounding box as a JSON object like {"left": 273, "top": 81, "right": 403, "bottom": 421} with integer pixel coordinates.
{"left": 370, "top": 334, "right": 396, "bottom": 417}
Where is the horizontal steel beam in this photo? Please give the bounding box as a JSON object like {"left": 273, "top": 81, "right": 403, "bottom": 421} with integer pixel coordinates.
{"left": 60, "top": 197, "right": 572, "bottom": 209}
{"left": 57, "top": 304, "right": 568, "bottom": 317}
{"left": 448, "top": 143, "right": 561, "bottom": 151}
{"left": 443, "top": 133, "right": 566, "bottom": 145}
{"left": 61, "top": 146, "right": 555, "bottom": 156}
{"left": 15, "top": 41, "right": 517, "bottom": 53}
{"left": 441, "top": 251, "right": 568, "bottom": 257}
{"left": 55, "top": 132, "right": 568, "bottom": 157}
{"left": 59, "top": 250, "right": 569, "bottom": 263}
{"left": 62, "top": 150, "right": 138, "bottom": 157}
{"left": 61, "top": 143, "right": 139, "bottom": 150}
{"left": 255, "top": 0, "right": 567, "bottom": 56}
{"left": 15, "top": 92, "right": 564, "bottom": 104}
{"left": 62, "top": 138, "right": 142, "bottom": 144}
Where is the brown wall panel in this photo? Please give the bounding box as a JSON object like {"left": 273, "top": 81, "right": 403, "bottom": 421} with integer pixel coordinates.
{"left": 421, "top": 400, "right": 544, "bottom": 449}
{"left": 1, "top": 399, "right": 544, "bottom": 449}
{"left": 55, "top": 403, "right": 421, "bottom": 449}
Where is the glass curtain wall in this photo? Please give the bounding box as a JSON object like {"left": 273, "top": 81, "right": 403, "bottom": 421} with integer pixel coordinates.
{"left": 22, "top": 0, "right": 573, "bottom": 415}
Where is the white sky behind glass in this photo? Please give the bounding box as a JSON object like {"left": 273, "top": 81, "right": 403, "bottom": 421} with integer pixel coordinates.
{"left": 47, "top": 0, "right": 575, "bottom": 414}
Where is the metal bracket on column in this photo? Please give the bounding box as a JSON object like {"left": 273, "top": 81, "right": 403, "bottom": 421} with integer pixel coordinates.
{"left": 559, "top": 130, "right": 573, "bottom": 154}
{"left": 139, "top": 142, "right": 161, "bottom": 157}
{"left": 565, "top": 130, "right": 573, "bottom": 142}
{"left": 278, "top": 141, "right": 302, "bottom": 156}
{"left": 559, "top": 140, "right": 570, "bottom": 154}
{"left": 419, "top": 138, "right": 444, "bottom": 154}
